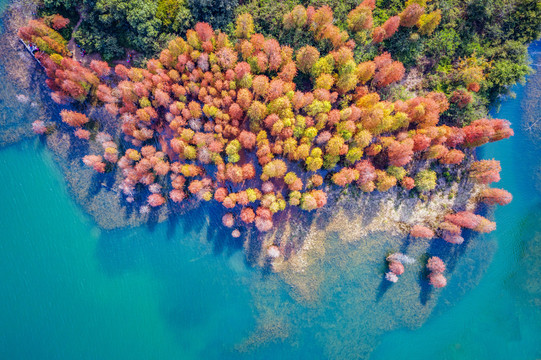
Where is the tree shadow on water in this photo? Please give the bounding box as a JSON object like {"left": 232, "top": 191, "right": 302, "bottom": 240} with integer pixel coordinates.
{"left": 419, "top": 267, "right": 433, "bottom": 305}
{"left": 145, "top": 208, "right": 160, "bottom": 232}
{"left": 207, "top": 204, "right": 245, "bottom": 255}
{"left": 399, "top": 235, "right": 412, "bottom": 254}
{"left": 165, "top": 211, "right": 180, "bottom": 240}
{"left": 376, "top": 250, "right": 395, "bottom": 302}
{"left": 93, "top": 206, "right": 258, "bottom": 352}
{"left": 163, "top": 201, "right": 245, "bottom": 256}
{"left": 120, "top": 195, "right": 137, "bottom": 218}
{"left": 260, "top": 258, "right": 274, "bottom": 278}
{"left": 376, "top": 276, "right": 393, "bottom": 302}
{"left": 66, "top": 133, "right": 89, "bottom": 162}
{"left": 87, "top": 172, "right": 107, "bottom": 198}
{"left": 243, "top": 229, "right": 263, "bottom": 266}
{"left": 419, "top": 231, "right": 475, "bottom": 305}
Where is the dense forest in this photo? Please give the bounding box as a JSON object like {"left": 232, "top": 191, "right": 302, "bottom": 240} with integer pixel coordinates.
{"left": 21, "top": 0, "right": 540, "bottom": 284}
{"left": 39, "top": 0, "right": 541, "bottom": 123}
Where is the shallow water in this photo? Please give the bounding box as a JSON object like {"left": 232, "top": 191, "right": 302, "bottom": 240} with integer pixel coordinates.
{"left": 1, "top": 0, "right": 540, "bottom": 358}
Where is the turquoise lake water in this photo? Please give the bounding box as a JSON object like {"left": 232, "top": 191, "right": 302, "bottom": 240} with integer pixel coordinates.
{"left": 1, "top": 1, "right": 540, "bottom": 358}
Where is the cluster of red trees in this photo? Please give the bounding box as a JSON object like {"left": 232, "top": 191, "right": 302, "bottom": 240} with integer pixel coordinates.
{"left": 18, "top": 17, "right": 71, "bottom": 56}
{"left": 26, "top": 8, "right": 513, "bottom": 242}
{"left": 427, "top": 256, "right": 447, "bottom": 288}
{"left": 39, "top": 55, "right": 102, "bottom": 104}
{"left": 385, "top": 253, "right": 410, "bottom": 283}
{"left": 433, "top": 210, "right": 496, "bottom": 246}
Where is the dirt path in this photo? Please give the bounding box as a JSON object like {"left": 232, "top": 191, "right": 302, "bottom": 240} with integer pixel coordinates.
{"left": 67, "top": 13, "right": 84, "bottom": 62}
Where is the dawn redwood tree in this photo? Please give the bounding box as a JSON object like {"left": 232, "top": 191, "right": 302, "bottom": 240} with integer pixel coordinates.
{"left": 388, "top": 138, "right": 414, "bottom": 166}
{"left": 61, "top": 110, "right": 89, "bottom": 127}
{"left": 381, "top": 16, "right": 400, "bottom": 40}
{"left": 296, "top": 46, "right": 320, "bottom": 73}
{"left": 373, "top": 54, "right": 405, "bottom": 88}
{"left": 463, "top": 119, "right": 513, "bottom": 147}
{"left": 148, "top": 194, "right": 166, "bottom": 207}
{"left": 469, "top": 160, "right": 501, "bottom": 184}
{"left": 444, "top": 211, "right": 480, "bottom": 229}
{"left": 240, "top": 207, "right": 255, "bottom": 224}
{"left": 450, "top": 89, "right": 473, "bottom": 108}
{"left": 90, "top": 60, "right": 111, "bottom": 77}
{"left": 332, "top": 168, "right": 359, "bottom": 186}
{"left": 480, "top": 188, "right": 513, "bottom": 206}
{"left": 32, "top": 120, "right": 47, "bottom": 134}
{"left": 347, "top": 3, "right": 373, "bottom": 31}
{"left": 222, "top": 213, "right": 235, "bottom": 228}
{"left": 429, "top": 272, "right": 447, "bottom": 288}
{"left": 389, "top": 261, "right": 404, "bottom": 275}
{"left": 410, "top": 225, "right": 434, "bottom": 239}
{"left": 427, "top": 257, "right": 446, "bottom": 273}
{"left": 82, "top": 155, "right": 106, "bottom": 173}
{"left": 399, "top": 3, "right": 424, "bottom": 27}
{"left": 400, "top": 176, "right": 415, "bottom": 190}
{"left": 50, "top": 14, "right": 70, "bottom": 30}
{"left": 442, "top": 232, "right": 464, "bottom": 244}
{"left": 444, "top": 211, "right": 495, "bottom": 233}
{"left": 440, "top": 149, "right": 465, "bottom": 164}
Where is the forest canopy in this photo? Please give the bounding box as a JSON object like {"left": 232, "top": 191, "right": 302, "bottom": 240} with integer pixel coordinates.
{"left": 39, "top": 0, "right": 541, "bottom": 123}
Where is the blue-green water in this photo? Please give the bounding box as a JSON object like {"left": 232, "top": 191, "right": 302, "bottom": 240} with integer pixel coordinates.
{"left": 1, "top": 1, "right": 541, "bottom": 358}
